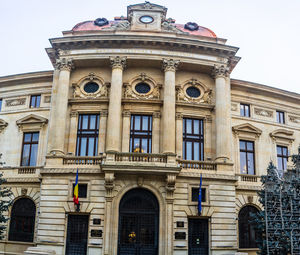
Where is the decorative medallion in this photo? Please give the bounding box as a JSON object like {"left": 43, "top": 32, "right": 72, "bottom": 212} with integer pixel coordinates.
{"left": 184, "top": 22, "right": 199, "bottom": 31}
{"left": 73, "top": 73, "right": 109, "bottom": 99}
{"left": 94, "top": 18, "right": 109, "bottom": 27}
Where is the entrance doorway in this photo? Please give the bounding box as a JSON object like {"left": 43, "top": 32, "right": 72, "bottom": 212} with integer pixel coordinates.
{"left": 118, "top": 188, "right": 159, "bottom": 255}
{"left": 66, "top": 214, "right": 89, "bottom": 255}
{"left": 188, "top": 218, "right": 209, "bottom": 255}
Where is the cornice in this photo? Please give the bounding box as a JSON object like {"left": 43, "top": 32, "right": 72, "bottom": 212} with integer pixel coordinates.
{"left": 0, "top": 71, "right": 53, "bottom": 86}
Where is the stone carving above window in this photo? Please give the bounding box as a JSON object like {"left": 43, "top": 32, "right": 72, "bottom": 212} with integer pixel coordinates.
{"left": 269, "top": 129, "right": 294, "bottom": 143}
{"left": 16, "top": 114, "right": 48, "bottom": 131}
{"left": 123, "top": 73, "right": 161, "bottom": 100}
{"left": 6, "top": 98, "right": 26, "bottom": 107}
{"left": 232, "top": 123, "right": 262, "bottom": 138}
{"left": 72, "top": 73, "right": 109, "bottom": 99}
{"left": 176, "top": 79, "right": 212, "bottom": 104}
{"left": 0, "top": 119, "right": 8, "bottom": 133}
{"left": 254, "top": 107, "right": 273, "bottom": 118}
{"left": 289, "top": 115, "right": 300, "bottom": 124}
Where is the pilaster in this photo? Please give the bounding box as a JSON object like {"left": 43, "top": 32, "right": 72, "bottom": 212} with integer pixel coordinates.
{"left": 175, "top": 112, "right": 183, "bottom": 158}
{"left": 99, "top": 110, "right": 108, "bottom": 154}
{"left": 122, "top": 111, "right": 131, "bottom": 152}
{"left": 152, "top": 112, "right": 161, "bottom": 153}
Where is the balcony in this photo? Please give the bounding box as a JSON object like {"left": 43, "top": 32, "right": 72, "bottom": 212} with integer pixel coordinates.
{"left": 237, "top": 174, "right": 260, "bottom": 183}
{"left": 0, "top": 166, "right": 41, "bottom": 183}
{"left": 115, "top": 152, "right": 167, "bottom": 163}
{"left": 63, "top": 156, "right": 104, "bottom": 165}
{"left": 178, "top": 159, "right": 217, "bottom": 170}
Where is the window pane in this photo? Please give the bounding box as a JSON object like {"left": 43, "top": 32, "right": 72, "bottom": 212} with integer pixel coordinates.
{"left": 283, "top": 158, "right": 287, "bottom": 170}
{"left": 277, "top": 157, "right": 283, "bottom": 170}
{"left": 0, "top": 99, "right": 2, "bottom": 111}
{"left": 141, "top": 139, "right": 148, "bottom": 153}
{"left": 186, "top": 142, "right": 192, "bottom": 160}
{"left": 240, "top": 105, "right": 245, "bottom": 116}
{"left": 82, "top": 115, "right": 88, "bottom": 129}
{"left": 247, "top": 153, "right": 255, "bottom": 174}
{"left": 29, "top": 144, "right": 38, "bottom": 166}
{"left": 129, "top": 138, "right": 133, "bottom": 152}
{"left": 90, "top": 115, "right": 96, "bottom": 129}
{"left": 239, "top": 141, "right": 246, "bottom": 151}
{"left": 182, "top": 141, "right": 185, "bottom": 159}
{"left": 186, "top": 119, "right": 192, "bottom": 133}
{"left": 283, "top": 147, "right": 288, "bottom": 156}
{"left": 31, "top": 96, "right": 36, "bottom": 107}
{"left": 240, "top": 152, "right": 247, "bottom": 174}
{"left": 36, "top": 96, "right": 41, "bottom": 107}
{"left": 134, "top": 116, "right": 141, "bottom": 130}
{"left": 194, "top": 120, "right": 199, "bottom": 134}
{"left": 142, "top": 116, "right": 148, "bottom": 131}
{"left": 277, "top": 146, "right": 282, "bottom": 155}
{"left": 133, "top": 138, "right": 140, "bottom": 152}
{"left": 245, "top": 105, "right": 250, "bottom": 117}
{"left": 22, "top": 144, "right": 30, "bottom": 166}
{"left": 88, "top": 138, "right": 95, "bottom": 156}
{"left": 32, "top": 133, "right": 39, "bottom": 142}
{"left": 80, "top": 138, "right": 87, "bottom": 156}
{"left": 246, "top": 141, "right": 253, "bottom": 151}
{"left": 149, "top": 139, "right": 151, "bottom": 153}
{"left": 24, "top": 133, "right": 32, "bottom": 142}
{"left": 194, "top": 142, "right": 199, "bottom": 161}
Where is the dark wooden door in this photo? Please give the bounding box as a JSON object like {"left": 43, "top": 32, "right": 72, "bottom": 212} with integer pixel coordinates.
{"left": 118, "top": 188, "right": 159, "bottom": 255}
{"left": 66, "top": 214, "right": 89, "bottom": 255}
{"left": 188, "top": 218, "right": 209, "bottom": 255}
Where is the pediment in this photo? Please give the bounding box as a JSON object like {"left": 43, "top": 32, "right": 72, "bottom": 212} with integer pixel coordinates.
{"left": 16, "top": 114, "right": 48, "bottom": 130}
{"left": 270, "top": 129, "right": 294, "bottom": 142}
{"left": 232, "top": 123, "right": 262, "bottom": 137}
{"left": 0, "top": 119, "right": 8, "bottom": 133}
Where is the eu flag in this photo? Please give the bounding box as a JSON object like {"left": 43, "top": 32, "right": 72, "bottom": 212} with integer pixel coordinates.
{"left": 198, "top": 174, "right": 202, "bottom": 215}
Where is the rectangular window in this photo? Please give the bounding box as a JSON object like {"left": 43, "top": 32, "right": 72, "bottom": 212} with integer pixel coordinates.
{"left": 130, "top": 115, "right": 152, "bottom": 153}
{"left": 72, "top": 183, "right": 88, "bottom": 198}
{"left": 276, "top": 111, "right": 285, "bottom": 124}
{"left": 76, "top": 114, "right": 100, "bottom": 156}
{"left": 183, "top": 118, "right": 204, "bottom": 161}
{"left": 21, "top": 132, "right": 39, "bottom": 166}
{"left": 240, "top": 140, "right": 255, "bottom": 175}
{"left": 277, "top": 145, "right": 288, "bottom": 172}
{"left": 30, "top": 95, "right": 41, "bottom": 108}
{"left": 0, "top": 99, "right": 2, "bottom": 111}
{"left": 240, "top": 104, "right": 250, "bottom": 117}
{"left": 191, "top": 187, "right": 206, "bottom": 202}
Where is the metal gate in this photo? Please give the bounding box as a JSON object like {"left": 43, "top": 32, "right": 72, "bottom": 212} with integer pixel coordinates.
{"left": 66, "top": 214, "right": 89, "bottom": 255}
{"left": 118, "top": 188, "right": 159, "bottom": 255}
{"left": 188, "top": 218, "right": 209, "bottom": 255}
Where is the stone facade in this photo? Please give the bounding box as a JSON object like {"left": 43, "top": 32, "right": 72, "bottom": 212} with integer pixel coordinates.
{"left": 0, "top": 2, "right": 299, "bottom": 255}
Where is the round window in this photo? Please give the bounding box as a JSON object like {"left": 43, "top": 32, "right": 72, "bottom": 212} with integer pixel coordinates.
{"left": 83, "top": 82, "right": 99, "bottom": 93}
{"left": 135, "top": 83, "right": 151, "bottom": 94}
{"left": 186, "top": 86, "right": 201, "bottom": 98}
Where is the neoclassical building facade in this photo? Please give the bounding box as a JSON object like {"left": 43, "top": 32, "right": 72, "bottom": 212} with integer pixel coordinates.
{"left": 0, "top": 2, "right": 299, "bottom": 255}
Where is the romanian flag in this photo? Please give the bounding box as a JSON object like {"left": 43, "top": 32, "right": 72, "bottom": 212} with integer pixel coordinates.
{"left": 73, "top": 169, "right": 79, "bottom": 205}
{"left": 198, "top": 174, "right": 202, "bottom": 215}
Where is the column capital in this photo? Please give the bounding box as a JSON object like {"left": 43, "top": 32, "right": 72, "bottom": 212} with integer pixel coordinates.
{"left": 162, "top": 59, "right": 180, "bottom": 72}
{"left": 101, "top": 110, "right": 108, "bottom": 117}
{"left": 55, "top": 58, "right": 74, "bottom": 71}
{"left": 70, "top": 111, "right": 78, "bottom": 118}
{"left": 122, "top": 111, "right": 131, "bottom": 117}
{"left": 153, "top": 112, "right": 161, "bottom": 118}
{"left": 175, "top": 112, "right": 183, "bottom": 120}
{"left": 211, "top": 64, "right": 229, "bottom": 78}
{"left": 110, "top": 56, "right": 127, "bottom": 70}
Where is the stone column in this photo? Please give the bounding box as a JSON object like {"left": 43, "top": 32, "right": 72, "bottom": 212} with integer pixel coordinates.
{"left": 106, "top": 56, "right": 126, "bottom": 153}
{"left": 212, "top": 65, "right": 232, "bottom": 162}
{"left": 98, "top": 110, "right": 108, "bottom": 154}
{"left": 175, "top": 113, "right": 183, "bottom": 158}
{"left": 121, "top": 111, "right": 131, "bottom": 152}
{"left": 152, "top": 112, "right": 161, "bottom": 153}
{"left": 162, "top": 59, "right": 179, "bottom": 154}
{"left": 47, "top": 58, "right": 73, "bottom": 156}
{"left": 67, "top": 111, "right": 78, "bottom": 154}
{"left": 204, "top": 115, "right": 213, "bottom": 160}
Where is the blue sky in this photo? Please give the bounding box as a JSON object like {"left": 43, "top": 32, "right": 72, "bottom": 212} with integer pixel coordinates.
{"left": 1, "top": 0, "right": 299, "bottom": 93}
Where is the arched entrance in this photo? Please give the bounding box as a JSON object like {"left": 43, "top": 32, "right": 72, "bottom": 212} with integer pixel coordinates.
{"left": 118, "top": 188, "right": 159, "bottom": 255}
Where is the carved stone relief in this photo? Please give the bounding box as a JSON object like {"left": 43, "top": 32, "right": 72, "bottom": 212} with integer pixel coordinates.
{"left": 231, "top": 103, "right": 238, "bottom": 111}
{"left": 0, "top": 119, "right": 8, "bottom": 133}
{"left": 254, "top": 108, "right": 273, "bottom": 118}
{"left": 123, "top": 73, "right": 161, "bottom": 100}
{"left": 289, "top": 115, "right": 300, "bottom": 124}
{"left": 43, "top": 96, "right": 51, "bottom": 103}
{"left": 176, "top": 79, "right": 212, "bottom": 104}
{"left": 72, "top": 72, "right": 109, "bottom": 99}
{"left": 6, "top": 98, "right": 26, "bottom": 107}
{"left": 102, "top": 20, "right": 130, "bottom": 31}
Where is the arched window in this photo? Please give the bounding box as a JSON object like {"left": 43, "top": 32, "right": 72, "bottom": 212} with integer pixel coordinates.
{"left": 9, "top": 198, "right": 36, "bottom": 242}
{"left": 239, "top": 205, "right": 259, "bottom": 248}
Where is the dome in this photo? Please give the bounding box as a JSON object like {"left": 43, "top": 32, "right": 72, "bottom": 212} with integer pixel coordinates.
{"left": 71, "top": 19, "right": 217, "bottom": 38}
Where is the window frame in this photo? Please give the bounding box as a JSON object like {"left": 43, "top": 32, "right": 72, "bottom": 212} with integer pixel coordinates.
{"left": 182, "top": 118, "right": 204, "bottom": 161}
{"left": 29, "top": 95, "right": 41, "bottom": 108}
{"left": 72, "top": 183, "right": 88, "bottom": 198}
{"left": 277, "top": 145, "right": 288, "bottom": 172}
{"left": 20, "top": 132, "right": 39, "bottom": 166}
{"left": 276, "top": 110, "right": 285, "bottom": 124}
{"left": 0, "top": 98, "right": 2, "bottom": 112}
{"left": 240, "top": 103, "right": 250, "bottom": 117}
{"left": 239, "top": 140, "right": 256, "bottom": 175}
{"left": 188, "top": 184, "right": 209, "bottom": 206}
{"left": 129, "top": 114, "right": 152, "bottom": 153}
{"left": 76, "top": 114, "right": 100, "bottom": 156}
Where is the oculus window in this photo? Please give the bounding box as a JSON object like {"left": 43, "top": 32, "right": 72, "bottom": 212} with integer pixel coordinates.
{"left": 83, "top": 82, "right": 99, "bottom": 94}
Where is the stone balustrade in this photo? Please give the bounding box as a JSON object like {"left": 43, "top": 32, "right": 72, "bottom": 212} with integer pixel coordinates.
{"left": 237, "top": 174, "right": 260, "bottom": 182}
{"left": 62, "top": 156, "right": 104, "bottom": 165}
{"left": 115, "top": 152, "right": 167, "bottom": 163}
{"left": 178, "top": 159, "right": 217, "bottom": 170}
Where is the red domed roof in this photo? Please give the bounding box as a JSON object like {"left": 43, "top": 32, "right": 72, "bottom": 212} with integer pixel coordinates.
{"left": 72, "top": 20, "right": 217, "bottom": 38}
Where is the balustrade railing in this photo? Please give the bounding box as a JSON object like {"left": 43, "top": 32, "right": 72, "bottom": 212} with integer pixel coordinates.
{"left": 178, "top": 159, "right": 217, "bottom": 170}
{"left": 237, "top": 174, "right": 259, "bottom": 182}
{"left": 115, "top": 152, "right": 167, "bottom": 163}
{"left": 18, "top": 167, "right": 37, "bottom": 174}
{"left": 63, "top": 156, "right": 104, "bottom": 165}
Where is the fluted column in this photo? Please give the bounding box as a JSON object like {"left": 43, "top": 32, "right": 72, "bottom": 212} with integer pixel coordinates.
{"left": 98, "top": 110, "right": 108, "bottom": 154}
{"left": 106, "top": 56, "right": 126, "bottom": 153}
{"left": 47, "top": 58, "right": 73, "bottom": 156}
{"left": 212, "top": 65, "right": 232, "bottom": 162}
{"left": 121, "top": 111, "right": 131, "bottom": 152}
{"left": 152, "top": 112, "right": 161, "bottom": 153}
{"left": 162, "top": 59, "right": 179, "bottom": 154}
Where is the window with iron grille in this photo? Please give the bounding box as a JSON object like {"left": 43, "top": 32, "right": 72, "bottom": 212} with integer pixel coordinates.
{"left": 21, "top": 132, "right": 39, "bottom": 166}
{"left": 183, "top": 118, "right": 204, "bottom": 160}
{"left": 191, "top": 187, "right": 206, "bottom": 202}
{"left": 30, "top": 95, "right": 41, "bottom": 108}
{"left": 130, "top": 115, "right": 152, "bottom": 153}
{"left": 239, "top": 140, "right": 255, "bottom": 175}
{"left": 276, "top": 110, "right": 285, "bottom": 124}
{"left": 240, "top": 103, "right": 250, "bottom": 117}
{"left": 277, "top": 145, "right": 288, "bottom": 172}
{"left": 8, "top": 198, "right": 36, "bottom": 242}
{"left": 239, "top": 205, "right": 260, "bottom": 248}
{"left": 72, "top": 183, "right": 88, "bottom": 198}
{"left": 76, "top": 114, "right": 99, "bottom": 156}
